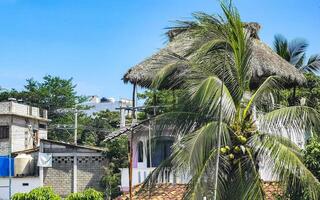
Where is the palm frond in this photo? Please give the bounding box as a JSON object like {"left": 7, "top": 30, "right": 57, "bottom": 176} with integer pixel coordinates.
{"left": 221, "top": 3, "right": 253, "bottom": 103}
{"left": 225, "top": 156, "right": 264, "bottom": 200}
{"left": 252, "top": 133, "right": 320, "bottom": 199}
{"left": 243, "top": 76, "right": 284, "bottom": 119}
{"left": 304, "top": 54, "right": 320, "bottom": 73}
{"left": 151, "top": 58, "right": 188, "bottom": 89}
{"left": 172, "top": 121, "right": 231, "bottom": 173}
{"left": 257, "top": 106, "right": 320, "bottom": 139}
{"left": 183, "top": 149, "right": 230, "bottom": 200}
{"left": 188, "top": 76, "right": 236, "bottom": 123}
{"left": 273, "top": 34, "right": 290, "bottom": 62}
{"left": 288, "top": 38, "right": 308, "bottom": 66}
{"left": 153, "top": 111, "right": 209, "bottom": 137}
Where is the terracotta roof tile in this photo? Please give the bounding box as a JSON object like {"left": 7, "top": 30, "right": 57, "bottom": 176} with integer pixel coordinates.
{"left": 117, "top": 182, "right": 282, "bottom": 200}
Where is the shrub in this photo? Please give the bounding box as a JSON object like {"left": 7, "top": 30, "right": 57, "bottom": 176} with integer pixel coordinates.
{"left": 304, "top": 136, "right": 320, "bottom": 180}
{"left": 12, "top": 187, "right": 61, "bottom": 200}
{"left": 65, "top": 188, "right": 104, "bottom": 200}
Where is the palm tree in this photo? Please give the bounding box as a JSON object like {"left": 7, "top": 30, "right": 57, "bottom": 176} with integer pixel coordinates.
{"left": 145, "top": 2, "right": 320, "bottom": 199}
{"left": 274, "top": 35, "right": 320, "bottom": 74}
{"left": 273, "top": 35, "right": 320, "bottom": 105}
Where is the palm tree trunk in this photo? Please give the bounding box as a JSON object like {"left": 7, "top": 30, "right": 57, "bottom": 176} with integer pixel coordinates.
{"left": 290, "top": 86, "right": 297, "bottom": 106}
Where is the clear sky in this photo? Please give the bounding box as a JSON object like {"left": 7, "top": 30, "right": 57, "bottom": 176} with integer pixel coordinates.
{"left": 0, "top": 0, "right": 319, "bottom": 100}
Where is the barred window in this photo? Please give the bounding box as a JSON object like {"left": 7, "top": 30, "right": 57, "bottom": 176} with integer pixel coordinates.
{"left": 0, "top": 126, "right": 9, "bottom": 139}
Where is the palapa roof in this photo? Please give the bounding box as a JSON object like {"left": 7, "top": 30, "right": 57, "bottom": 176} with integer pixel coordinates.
{"left": 123, "top": 23, "right": 306, "bottom": 88}
{"left": 117, "top": 182, "right": 282, "bottom": 200}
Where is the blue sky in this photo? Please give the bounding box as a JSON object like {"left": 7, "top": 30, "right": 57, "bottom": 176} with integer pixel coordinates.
{"left": 0, "top": 0, "right": 319, "bottom": 100}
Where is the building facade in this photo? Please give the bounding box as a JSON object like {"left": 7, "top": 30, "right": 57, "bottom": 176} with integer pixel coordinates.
{"left": 120, "top": 125, "right": 189, "bottom": 192}
{"left": 0, "top": 101, "right": 48, "bottom": 155}
{"left": 0, "top": 101, "right": 108, "bottom": 199}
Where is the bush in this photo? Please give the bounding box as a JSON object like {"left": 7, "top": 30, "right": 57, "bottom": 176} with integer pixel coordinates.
{"left": 12, "top": 187, "right": 61, "bottom": 200}
{"left": 304, "top": 136, "right": 320, "bottom": 180}
{"left": 65, "top": 188, "right": 104, "bottom": 200}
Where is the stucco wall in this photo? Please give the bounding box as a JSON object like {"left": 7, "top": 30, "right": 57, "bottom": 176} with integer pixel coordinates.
{"left": 0, "top": 177, "right": 41, "bottom": 200}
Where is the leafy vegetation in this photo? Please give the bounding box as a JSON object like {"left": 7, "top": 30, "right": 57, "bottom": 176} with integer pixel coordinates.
{"left": 12, "top": 187, "right": 61, "bottom": 200}
{"left": 12, "top": 187, "right": 104, "bottom": 200}
{"left": 144, "top": 2, "right": 320, "bottom": 199}
{"left": 65, "top": 188, "right": 104, "bottom": 200}
{"left": 102, "top": 135, "right": 128, "bottom": 199}
{"left": 304, "top": 137, "right": 320, "bottom": 180}
{"left": 137, "top": 89, "right": 180, "bottom": 119}
{"left": 0, "top": 75, "right": 128, "bottom": 198}
{"left": 0, "top": 75, "right": 83, "bottom": 142}
{"left": 273, "top": 35, "right": 320, "bottom": 105}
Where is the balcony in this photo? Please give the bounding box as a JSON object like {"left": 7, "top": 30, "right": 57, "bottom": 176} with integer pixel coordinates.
{"left": 0, "top": 102, "right": 48, "bottom": 120}
{"left": 120, "top": 167, "right": 189, "bottom": 192}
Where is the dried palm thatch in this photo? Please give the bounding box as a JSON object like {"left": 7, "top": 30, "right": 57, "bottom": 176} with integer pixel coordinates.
{"left": 123, "top": 23, "right": 306, "bottom": 88}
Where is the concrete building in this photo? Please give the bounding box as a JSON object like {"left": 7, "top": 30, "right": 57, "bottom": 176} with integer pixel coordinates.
{"left": 0, "top": 101, "right": 108, "bottom": 199}
{"left": 0, "top": 140, "right": 108, "bottom": 199}
{"left": 0, "top": 100, "right": 49, "bottom": 155}
{"left": 120, "top": 125, "right": 189, "bottom": 192}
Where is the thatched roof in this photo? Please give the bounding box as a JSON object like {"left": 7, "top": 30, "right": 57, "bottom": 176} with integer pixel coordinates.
{"left": 123, "top": 23, "right": 306, "bottom": 88}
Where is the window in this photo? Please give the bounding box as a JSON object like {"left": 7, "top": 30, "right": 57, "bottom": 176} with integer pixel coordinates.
{"left": 138, "top": 141, "right": 144, "bottom": 162}
{"left": 39, "top": 123, "right": 47, "bottom": 129}
{"left": 0, "top": 126, "right": 9, "bottom": 139}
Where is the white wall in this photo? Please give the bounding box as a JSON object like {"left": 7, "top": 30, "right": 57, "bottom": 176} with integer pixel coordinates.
{"left": 0, "top": 177, "right": 41, "bottom": 200}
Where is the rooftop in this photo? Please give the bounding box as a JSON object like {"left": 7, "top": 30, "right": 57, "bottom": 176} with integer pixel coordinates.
{"left": 0, "top": 101, "right": 48, "bottom": 121}
{"left": 118, "top": 182, "right": 282, "bottom": 200}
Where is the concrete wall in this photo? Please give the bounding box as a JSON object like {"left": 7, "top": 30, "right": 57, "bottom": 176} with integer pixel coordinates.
{"left": 43, "top": 156, "right": 73, "bottom": 197}
{"left": 0, "top": 177, "right": 41, "bottom": 200}
{"left": 0, "top": 116, "right": 48, "bottom": 154}
{"left": 77, "top": 156, "right": 107, "bottom": 192}
{"left": 0, "top": 102, "right": 47, "bottom": 119}
{"left": 0, "top": 116, "right": 10, "bottom": 155}
{"left": 43, "top": 155, "right": 107, "bottom": 197}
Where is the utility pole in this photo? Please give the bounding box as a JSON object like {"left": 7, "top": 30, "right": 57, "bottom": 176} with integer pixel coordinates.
{"left": 74, "top": 109, "right": 78, "bottom": 145}
{"left": 129, "top": 83, "right": 137, "bottom": 200}
{"left": 73, "top": 108, "right": 78, "bottom": 193}
{"left": 8, "top": 111, "right": 13, "bottom": 199}
{"left": 8, "top": 124, "right": 12, "bottom": 200}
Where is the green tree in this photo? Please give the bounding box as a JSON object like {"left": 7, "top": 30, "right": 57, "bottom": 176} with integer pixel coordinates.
{"left": 102, "top": 135, "right": 128, "bottom": 199}
{"left": 79, "top": 110, "right": 120, "bottom": 146}
{"left": 0, "top": 75, "right": 87, "bottom": 141}
{"left": 273, "top": 35, "right": 320, "bottom": 105}
{"left": 65, "top": 188, "right": 104, "bottom": 200}
{"left": 146, "top": 2, "right": 320, "bottom": 199}
{"left": 12, "top": 187, "right": 61, "bottom": 200}
{"left": 137, "top": 90, "right": 179, "bottom": 118}
{"left": 304, "top": 137, "right": 320, "bottom": 180}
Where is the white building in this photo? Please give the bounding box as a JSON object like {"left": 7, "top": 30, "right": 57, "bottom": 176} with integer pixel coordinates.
{"left": 120, "top": 125, "right": 190, "bottom": 192}
{"left": 0, "top": 100, "right": 49, "bottom": 155}
{"left": 0, "top": 101, "right": 108, "bottom": 199}
{"left": 0, "top": 100, "right": 48, "bottom": 200}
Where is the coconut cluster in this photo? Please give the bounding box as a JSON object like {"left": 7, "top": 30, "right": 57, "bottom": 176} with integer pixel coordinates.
{"left": 220, "top": 134, "right": 249, "bottom": 163}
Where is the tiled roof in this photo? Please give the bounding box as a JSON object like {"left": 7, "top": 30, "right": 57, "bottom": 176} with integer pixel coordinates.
{"left": 117, "top": 184, "right": 187, "bottom": 200}
{"left": 117, "top": 182, "right": 282, "bottom": 200}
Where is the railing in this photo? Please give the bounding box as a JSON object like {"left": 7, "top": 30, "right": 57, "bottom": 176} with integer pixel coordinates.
{"left": 0, "top": 102, "right": 47, "bottom": 119}
{"left": 120, "top": 167, "right": 190, "bottom": 192}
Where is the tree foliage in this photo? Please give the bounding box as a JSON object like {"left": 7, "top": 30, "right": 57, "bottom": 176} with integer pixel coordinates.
{"left": 137, "top": 89, "right": 179, "bottom": 118}
{"left": 65, "top": 188, "right": 104, "bottom": 200}
{"left": 304, "top": 137, "right": 320, "bottom": 180}
{"left": 12, "top": 187, "right": 61, "bottom": 200}
{"left": 0, "top": 75, "right": 83, "bottom": 141}
{"left": 102, "top": 135, "right": 128, "bottom": 199}
{"left": 143, "top": 2, "right": 320, "bottom": 199}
